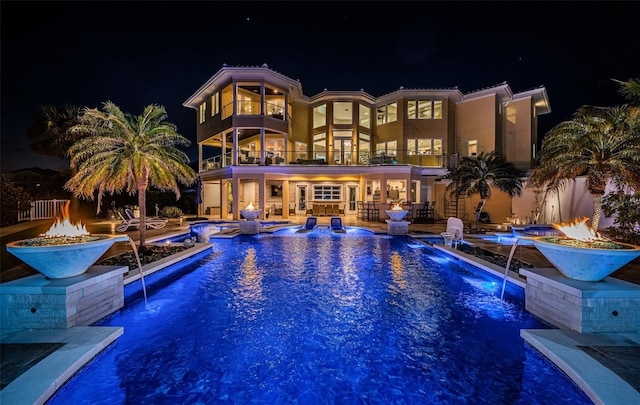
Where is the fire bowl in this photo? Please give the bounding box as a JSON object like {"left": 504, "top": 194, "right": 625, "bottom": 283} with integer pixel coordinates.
{"left": 532, "top": 236, "right": 640, "bottom": 282}
{"left": 240, "top": 209, "right": 262, "bottom": 221}
{"left": 6, "top": 234, "right": 130, "bottom": 279}
{"left": 385, "top": 210, "right": 408, "bottom": 221}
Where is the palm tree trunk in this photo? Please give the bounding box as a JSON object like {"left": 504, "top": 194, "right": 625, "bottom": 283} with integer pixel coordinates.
{"left": 592, "top": 195, "right": 603, "bottom": 232}
{"left": 475, "top": 199, "right": 486, "bottom": 229}
{"left": 138, "top": 190, "right": 147, "bottom": 248}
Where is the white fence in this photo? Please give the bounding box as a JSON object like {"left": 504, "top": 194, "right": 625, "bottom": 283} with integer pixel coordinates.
{"left": 18, "top": 199, "right": 70, "bottom": 222}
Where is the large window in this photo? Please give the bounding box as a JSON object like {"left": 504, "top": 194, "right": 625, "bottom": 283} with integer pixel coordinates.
{"left": 294, "top": 141, "right": 307, "bottom": 160}
{"left": 313, "top": 104, "right": 327, "bottom": 128}
{"left": 358, "top": 133, "right": 370, "bottom": 164}
{"left": 407, "top": 100, "right": 443, "bottom": 119}
{"left": 198, "top": 102, "right": 207, "bottom": 124}
{"left": 313, "top": 185, "right": 342, "bottom": 201}
{"left": 407, "top": 138, "right": 442, "bottom": 155}
{"left": 333, "top": 102, "right": 352, "bottom": 125}
{"left": 313, "top": 132, "right": 326, "bottom": 161}
{"left": 376, "top": 102, "right": 397, "bottom": 125}
{"left": 237, "top": 93, "right": 257, "bottom": 115}
{"left": 376, "top": 141, "right": 397, "bottom": 156}
{"left": 359, "top": 104, "right": 370, "bottom": 128}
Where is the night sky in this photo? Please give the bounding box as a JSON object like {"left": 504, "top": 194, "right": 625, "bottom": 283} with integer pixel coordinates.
{"left": 2, "top": 1, "right": 639, "bottom": 172}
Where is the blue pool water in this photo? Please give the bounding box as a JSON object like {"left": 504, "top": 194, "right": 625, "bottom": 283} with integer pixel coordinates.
{"left": 48, "top": 230, "right": 591, "bottom": 404}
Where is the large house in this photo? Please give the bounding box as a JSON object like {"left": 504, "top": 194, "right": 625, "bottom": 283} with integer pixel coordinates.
{"left": 183, "top": 64, "right": 550, "bottom": 223}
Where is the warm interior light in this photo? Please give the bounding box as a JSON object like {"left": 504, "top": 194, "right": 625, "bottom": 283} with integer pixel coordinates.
{"left": 41, "top": 201, "right": 89, "bottom": 238}
{"left": 553, "top": 217, "right": 604, "bottom": 242}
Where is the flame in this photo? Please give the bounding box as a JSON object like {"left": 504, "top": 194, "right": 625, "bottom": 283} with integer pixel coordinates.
{"left": 553, "top": 217, "right": 604, "bottom": 242}
{"left": 40, "top": 201, "right": 89, "bottom": 238}
{"left": 246, "top": 202, "right": 256, "bottom": 210}
{"left": 391, "top": 203, "right": 404, "bottom": 211}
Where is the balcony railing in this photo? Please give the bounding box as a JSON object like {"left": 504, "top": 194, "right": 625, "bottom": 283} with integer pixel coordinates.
{"left": 221, "top": 101, "right": 286, "bottom": 120}
{"left": 199, "top": 149, "right": 447, "bottom": 171}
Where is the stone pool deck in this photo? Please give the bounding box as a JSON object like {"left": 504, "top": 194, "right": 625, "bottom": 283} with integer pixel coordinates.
{"left": 1, "top": 216, "right": 639, "bottom": 404}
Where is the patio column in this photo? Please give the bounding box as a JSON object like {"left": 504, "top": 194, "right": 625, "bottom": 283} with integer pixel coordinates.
{"left": 282, "top": 179, "right": 290, "bottom": 219}
{"left": 220, "top": 179, "right": 228, "bottom": 219}
{"left": 231, "top": 176, "right": 240, "bottom": 220}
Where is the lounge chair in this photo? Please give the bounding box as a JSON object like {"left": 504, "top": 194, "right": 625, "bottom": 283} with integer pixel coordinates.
{"left": 117, "top": 208, "right": 168, "bottom": 232}
{"left": 297, "top": 216, "right": 318, "bottom": 233}
{"left": 330, "top": 216, "right": 346, "bottom": 233}
{"left": 445, "top": 217, "right": 464, "bottom": 248}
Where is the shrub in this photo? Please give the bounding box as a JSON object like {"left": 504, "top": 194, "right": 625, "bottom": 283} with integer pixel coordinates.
{"left": 1, "top": 175, "right": 33, "bottom": 226}
{"left": 160, "top": 206, "right": 183, "bottom": 218}
{"left": 602, "top": 192, "right": 640, "bottom": 245}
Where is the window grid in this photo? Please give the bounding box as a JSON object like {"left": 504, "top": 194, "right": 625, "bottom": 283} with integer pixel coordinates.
{"left": 313, "top": 185, "right": 342, "bottom": 201}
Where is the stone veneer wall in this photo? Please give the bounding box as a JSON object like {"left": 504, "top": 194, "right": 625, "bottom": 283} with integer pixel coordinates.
{"left": 520, "top": 268, "right": 640, "bottom": 333}
{"left": 0, "top": 266, "right": 127, "bottom": 329}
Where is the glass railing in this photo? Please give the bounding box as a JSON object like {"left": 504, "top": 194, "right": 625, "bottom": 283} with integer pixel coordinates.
{"left": 220, "top": 101, "right": 285, "bottom": 120}
{"left": 200, "top": 149, "right": 447, "bottom": 171}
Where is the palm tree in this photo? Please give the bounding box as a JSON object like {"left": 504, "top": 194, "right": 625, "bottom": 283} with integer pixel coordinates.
{"left": 65, "top": 102, "right": 197, "bottom": 247}
{"left": 443, "top": 150, "right": 525, "bottom": 228}
{"left": 28, "top": 104, "right": 85, "bottom": 159}
{"left": 528, "top": 104, "right": 640, "bottom": 231}
{"left": 612, "top": 77, "right": 640, "bottom": 105}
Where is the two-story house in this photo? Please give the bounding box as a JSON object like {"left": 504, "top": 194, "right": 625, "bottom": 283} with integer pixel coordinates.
{"left": 183, "top": 64, "right": 550, "bottom": 222}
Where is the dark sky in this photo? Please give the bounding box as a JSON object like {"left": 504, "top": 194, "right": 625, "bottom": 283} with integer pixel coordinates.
{"left": 2, "top": 1, "right": 639, "bottom": 171}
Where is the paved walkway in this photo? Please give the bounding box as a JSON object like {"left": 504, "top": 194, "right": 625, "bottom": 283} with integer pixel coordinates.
{"left": 1, "top": 216, "right": 639, "bottom": 404}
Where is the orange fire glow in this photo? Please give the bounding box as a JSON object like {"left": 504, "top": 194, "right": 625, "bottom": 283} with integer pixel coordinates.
{"left": 246, "top": 202, "right": 256, "bottom": 210}
{"left": 40, "top": 202, "right": 89, "bottom": 238}
{"left": 553, "top": 217, "right": 604, "bottom": 242}
{"left": 391, "top": 203, "right": 404, "bottom": 211}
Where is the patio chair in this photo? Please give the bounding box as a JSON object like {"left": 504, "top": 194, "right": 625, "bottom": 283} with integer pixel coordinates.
{"left": 289, "top": 203, "right": 296, "bottom": 215}
{"left": 116, "top": 211, "right": 140, "bottom": 232}
{"left": 330, "top": 216, "right": 346, "bottom": 233}
{"left": 123, "top": 208, "right": 168, "bottom": 230}
{"left": 445, "top": 217, "right": 465, "bottom": 248}
{"left": 296, "top": 216, "right": 318, "bottom": 233}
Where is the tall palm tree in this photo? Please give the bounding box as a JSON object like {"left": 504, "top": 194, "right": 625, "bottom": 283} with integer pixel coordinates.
{"left": 444, "top": 150, "right": 525, "bottom": 228}
{"left": 65, "top": 102, "right": 197, "bottom": 247}
{"left": 528, "top": 104, "right": 640, "bottom": 231}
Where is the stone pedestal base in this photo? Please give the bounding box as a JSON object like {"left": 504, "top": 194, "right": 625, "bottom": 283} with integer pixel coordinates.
{"left": 0, "top": 265, "right": 127, "bottom": 329}
{"left": 239, "top": 220, "right": 260, "bottom": 234}
{"left": 386, "top": 220, "right": 410, "bottom": 235}
{"left": 520, "top": 268, "right": 640, "bottom": 333}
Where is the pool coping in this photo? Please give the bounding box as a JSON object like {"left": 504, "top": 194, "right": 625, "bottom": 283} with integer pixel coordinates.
{"left": 521, "top": 329, "right": 640, "bottom": 405}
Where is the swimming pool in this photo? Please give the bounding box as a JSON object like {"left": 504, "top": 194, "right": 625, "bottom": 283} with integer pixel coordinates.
{"left": 48, "top": 230, "right": 590, "bottom": 404}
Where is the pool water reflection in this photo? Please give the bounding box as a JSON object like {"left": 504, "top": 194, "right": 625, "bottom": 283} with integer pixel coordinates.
{"left": 48, "top": 230, "right": 590, "bottom": 404}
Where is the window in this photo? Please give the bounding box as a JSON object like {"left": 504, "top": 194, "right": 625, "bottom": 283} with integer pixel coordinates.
{"left": 407, "top": 99, "right": 443, "bottom": 119}
{"left": 210, "top": 93, "right": 219, "bottom": 116}
{"left": 313, "top": 185, "right": 341, "bottom": 201}
{"left": 313, "top": 132, "right": 326, "bottom": 160}
{"left": 468, "top": 140, "right": 478, "bottom": 156}
{"left": 294, "top": 141, "right": 307, "bottom": 160}
{"left": 313, "top": 104, "right": 327, "bottom": 128}
{"left": 237, "top": 93, "right": 256, "bottom": 115}
{"left": 199, "top": 102, "right": 207, "bottom": 124}
{"left": 376, "top": 102, "right": 397, "bottom": 125}
{"left": 358, "top": 133, "right": 370, "bottom": 164}
{"left": 359, "top": 104, "right": 370, "bottom": 128}
{"left": 376, "top": 141, "right": 397, "bottom": 156}
{"left": 333, "top": 101, "right": 352, "bottom": 125}
{"left": 407, "top": 138, "right": 442, "bottom": 155}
